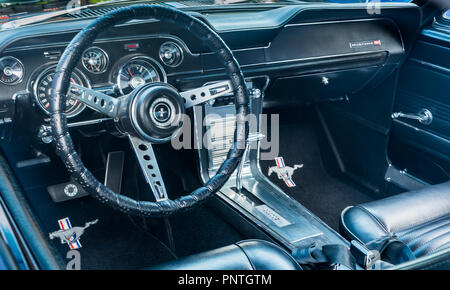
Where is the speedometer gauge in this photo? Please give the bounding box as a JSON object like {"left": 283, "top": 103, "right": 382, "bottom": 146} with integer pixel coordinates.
{"left": 117, "top": 57, "right": 165, "bottom": 95}
{"left": 0, "top": 56, "right": 24, "bottom": 85}
{"left": 33, "top": 66, "right": 88, "bottom": 118}
{"left": 82, "top": 47, "right": 108, "bottom": 73}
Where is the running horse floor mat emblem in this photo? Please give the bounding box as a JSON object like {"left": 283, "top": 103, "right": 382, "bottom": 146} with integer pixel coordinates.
{"left": 268, "top": 157, "right": 303, "bottom": 188}
{"left": 49, "top": 217, "right": 98, "bottom": 249}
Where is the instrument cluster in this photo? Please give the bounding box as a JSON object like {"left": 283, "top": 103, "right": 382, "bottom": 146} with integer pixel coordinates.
{"left": 1, "top": 38, "right": 186, "bottom": 119}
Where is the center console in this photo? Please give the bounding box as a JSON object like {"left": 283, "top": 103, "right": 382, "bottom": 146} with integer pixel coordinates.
{"left": 194, "top": 77, "right": 348, "bottom": 251}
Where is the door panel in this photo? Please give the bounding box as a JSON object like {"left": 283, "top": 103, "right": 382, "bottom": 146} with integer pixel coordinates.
{"left": 388, "top": 17, "right": 450, "bottom": 186}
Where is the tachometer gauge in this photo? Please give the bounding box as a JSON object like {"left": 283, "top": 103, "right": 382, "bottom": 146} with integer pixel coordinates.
{"left": 117, "top": 57, "right": 165, "bottom": 95}
{"left": 0, "top": 56, "right": 24, "bottom": 85}
{"left": 33, "top": 66, "right": 88, "bottom": 118}
{"left": 82, "top": 47, "right": 108, "bottom": 73}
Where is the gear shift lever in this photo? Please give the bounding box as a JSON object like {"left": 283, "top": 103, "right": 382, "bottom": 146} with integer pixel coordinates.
{"left": 236, "top": 133, "right": 265, "bottom": 192}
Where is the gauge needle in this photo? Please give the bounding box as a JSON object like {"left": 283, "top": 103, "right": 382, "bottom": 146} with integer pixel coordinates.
{"left": 128, "top": 68, "right": 133, "bottom": 77}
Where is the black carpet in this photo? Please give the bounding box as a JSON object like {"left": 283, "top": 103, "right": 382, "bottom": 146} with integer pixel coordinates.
{"left": 169, "top": 205, "right": 246, "bottom": 258}
{"left": 22, "top": 184, "right": 244, "bottom": 269}
{"left": 22, "top": 185, "right": 175, "bottom": 269}
{"left": 260, "top": 107, "right": 375, "bottom": 231}
{"left": 9, "top": 133, "right": 246, "bottom": 269}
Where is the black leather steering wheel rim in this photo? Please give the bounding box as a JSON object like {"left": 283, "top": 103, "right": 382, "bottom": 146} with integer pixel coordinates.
{"left": 49, "top": 4, "right": 249, "bottom": 217}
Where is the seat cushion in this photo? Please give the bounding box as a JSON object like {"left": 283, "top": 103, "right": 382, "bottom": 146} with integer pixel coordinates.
{"left": 340, "top": 181, "right": 450, "bottom": 258}
{"left": 150, "top": 239, "right": 301, "bottom": 270}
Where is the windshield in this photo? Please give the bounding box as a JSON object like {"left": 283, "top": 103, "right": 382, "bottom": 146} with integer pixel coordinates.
{"left": 0, "top": 0, "right": 412, "bottom": 25}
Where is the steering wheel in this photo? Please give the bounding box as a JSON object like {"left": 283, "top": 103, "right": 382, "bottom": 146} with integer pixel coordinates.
{"left": 49, "top": 5, "right": 249, "bottom": 217}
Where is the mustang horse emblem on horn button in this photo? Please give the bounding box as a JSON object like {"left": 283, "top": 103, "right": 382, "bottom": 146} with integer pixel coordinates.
{"left": 49, "top": 217, "right": 98, "bottom": 249}
{"left": 268, "top": 157, "right": 303, "bottom": 188}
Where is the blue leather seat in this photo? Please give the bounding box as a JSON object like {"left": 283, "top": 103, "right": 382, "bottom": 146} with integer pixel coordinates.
{"left": 340, "top": 181, "right": 450, "bottom": 258}
{"left": 151, "top": 239, "right": 301, "bottom": 270}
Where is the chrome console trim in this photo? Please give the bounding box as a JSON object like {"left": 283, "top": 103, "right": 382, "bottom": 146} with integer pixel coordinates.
{"left": 194, "top": 76, "right": 348, "bottom": 251}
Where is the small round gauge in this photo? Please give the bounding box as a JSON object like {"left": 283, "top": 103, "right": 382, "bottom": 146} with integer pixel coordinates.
{"left": 159, "top": 41, "right": 183, "bottom": 67}
{"left": 82, "top": 47, "right": 108, "bottom": 74}
{"left": 33, "top": 66, "right": 88, "bottom": 118}
{"left": 117, "top": 57, "right": 165, "bottom": 95}
{"left": 0, "top": 56, "right": 24, "bottom": 85}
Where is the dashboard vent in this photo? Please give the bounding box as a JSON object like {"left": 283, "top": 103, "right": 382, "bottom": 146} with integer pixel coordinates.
{"left": 67, "top": 1, "right": 221, "bottom": 19}
{"left": 68, "top": 7, "right": 124, "bottom": 19}
{"left": 67, "top": 3, "right": 170, "bottom": 19}
{"left": 69, "top": 7, "right": 121, "bottom": 18}
{"left": 67, "top": 1, "right": 213, "bottom": 19}
{"left": 167, "top": 0, "right": 215, "bottom": 6}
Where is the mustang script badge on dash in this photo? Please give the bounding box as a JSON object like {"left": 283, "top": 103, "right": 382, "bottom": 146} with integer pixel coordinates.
{"left": 49, "top": 217, "right": 98, "bottom": 249}
{"left": 268, "top": 157, "right": 303, "bottom": 188}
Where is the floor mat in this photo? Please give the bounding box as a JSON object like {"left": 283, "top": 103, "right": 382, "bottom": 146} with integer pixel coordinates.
{"left": 260, "top": 107, "right": 375, "bottom": 231}
{"left": 22, "top": 184, "right": 244, "bottom": 269}
{"left": 22, "top": 186, "right": 176, "bottom": 269}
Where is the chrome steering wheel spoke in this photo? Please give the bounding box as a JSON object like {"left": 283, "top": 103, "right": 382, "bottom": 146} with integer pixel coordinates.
{"left": 180, "top": 80, "right": 233, "bottom": 109}
{"left": 69, "top": 83, "right": 122, "bottom": 118}
{"left": 128, "top": 135, "right": 168, "bottom": 202}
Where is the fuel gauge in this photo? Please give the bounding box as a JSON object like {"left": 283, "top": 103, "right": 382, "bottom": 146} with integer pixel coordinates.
{"left": 159, "top": 41, "right": 183, "bottom": 67}
{"left": 82, "top": 47, "right": 108, "bottom": 74}
{"left": 0, "top": 56, "right": 24, "bottom": 85}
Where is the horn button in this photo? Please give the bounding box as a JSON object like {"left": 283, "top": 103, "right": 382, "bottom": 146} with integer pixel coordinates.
{"left": 150, "top": 99, "right": 174, "bottom": 126}
{"left": 126, "top": 83, "right": 185, "bottom": 143}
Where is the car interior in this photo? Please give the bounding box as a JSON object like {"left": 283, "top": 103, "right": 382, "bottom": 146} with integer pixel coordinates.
{"left": 0, "top": 0, "right": 448, "bottom": 270}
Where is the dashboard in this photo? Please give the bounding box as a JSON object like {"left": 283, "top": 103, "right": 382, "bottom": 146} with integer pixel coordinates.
{"left": 0, "top": 3, "right": 422, "bottom": 141}
{"left": 12, "top": 37, "right": 184, "bottom": 118}
{"left": 1, "top": 34, "right": 198, "bottom": 123}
